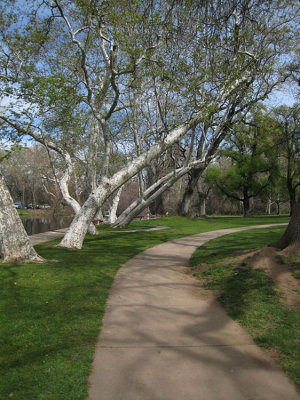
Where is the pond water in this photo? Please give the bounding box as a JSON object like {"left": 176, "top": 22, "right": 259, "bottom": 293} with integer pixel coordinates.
{"left": 22, "top": 215, "right": 73, "bottom": 235}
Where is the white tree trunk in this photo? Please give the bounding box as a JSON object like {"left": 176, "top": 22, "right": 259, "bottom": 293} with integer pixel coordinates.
{"left": 0, "top": 176, "right": 43, "bottom": 263}
{"left": 60, "top": 151, "right": 98, "bottom": 236}
{"left": 108, "top": 187, "right": 123, "bottom": 224}
{"left": 94, "top": 208, "right": 104, "bottom": 222}
{"left": 266, "top": 198, "right": 272, "bottom": 215}
{"left": 87, "top": 117, "right": 100, "bottom": 193}
{"left": 114, "top": 162, "right": 206, "bottom": 228}
{"left": 59, "top": 189, "right": 105, "bottom": 248}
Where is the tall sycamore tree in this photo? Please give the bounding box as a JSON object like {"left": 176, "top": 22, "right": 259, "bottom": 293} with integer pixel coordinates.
{"left": 0, "top": 0, "right": 298, "bottom": 251}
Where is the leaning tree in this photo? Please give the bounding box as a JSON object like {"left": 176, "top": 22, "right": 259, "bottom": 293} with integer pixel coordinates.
{"left": 0, "top": 175, "right": 43, "bottom": 263}
{"left": 272, "top": 195, "right": 300, "bottom": 255}
{"left": 272, "top": 104, "right": 300, "bottom": 215}
{"left": 271, "top": 103, "right": 300, "bottom": 252}
{"left": 0, "top": 0, "right": 298, "bottom": 250}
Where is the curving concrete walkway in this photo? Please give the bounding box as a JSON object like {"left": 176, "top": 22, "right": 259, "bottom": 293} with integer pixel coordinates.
{"left": 29, "top": 228, "right": 68, "bottom": 245}
{"left": 88, "top": 224, "right": 299, "bottom": 400}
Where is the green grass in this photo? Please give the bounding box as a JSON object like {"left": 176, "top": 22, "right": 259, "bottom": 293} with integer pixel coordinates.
{"left": 190, "top": 225, "right": 286, "bottom": 267}
{"left": 0, "top": 215, "right": 290, "bottom": 399}
{"left": 17, "top": 209, "right": 52, "bottom": 219}
{"left": 276, "top": 255, "right": 300, "bottom": 280}
{"left": 17, "top": 209, "right": 32, "bottom": 219}
{"left": 190, "top": 226, "right": 300, "bottom": 391}
{"left": 290, "top": 258, "right": 300, "bottom": 280}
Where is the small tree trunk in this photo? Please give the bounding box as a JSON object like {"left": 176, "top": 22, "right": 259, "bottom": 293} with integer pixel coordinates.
{"left": 113, "top": 196, "right": 144, "bottom": 228}
{"left": 179, "top": 168, "right": 202, "bottom": 216}
{"left": 198, "top": 192, "right": 207, "bottom": 216}
{"left": 266, "top": 198, "right": 272, "bottom": 215}
{"left": 179, "top": 188, "right": 194, "bottom": 216}
{"left": 243, "top": 200, "right": 250, "bottom": 216}
{"left": 149, "top": 194, "right": 165, "bottom": 216}
{"left": 94, "top": 208, "right": 104, "bottom": 223}
{"left": 290, "top": 194, "right": 296, "bottom": 216}
{"left": 271, "top": 196, "right": 300, "bottom": 250}
{"left": 0, "top": 176, "right": 43, "bottom": 263}
{"left": 276, "top": 200, "right": 280, "bottom": 215}
{"left": 243, "top": 188, "right": 250, "bottom": 216}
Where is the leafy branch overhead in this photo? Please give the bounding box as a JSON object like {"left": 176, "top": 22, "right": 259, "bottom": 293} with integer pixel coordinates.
{"left": 0, "top": 0, "right": 299, "bottom": 252}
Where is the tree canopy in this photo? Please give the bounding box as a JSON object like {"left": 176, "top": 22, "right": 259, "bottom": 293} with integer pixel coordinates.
{"left": 0, "top": 0, "right": 299, "bottom": 252}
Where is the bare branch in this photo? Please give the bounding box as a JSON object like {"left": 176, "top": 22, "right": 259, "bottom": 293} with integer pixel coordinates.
{"left": 0, "top": 113, "right": 64, "bottom": 156}
{"left": 54, "top": 0, "right": 93, "bottom": 102}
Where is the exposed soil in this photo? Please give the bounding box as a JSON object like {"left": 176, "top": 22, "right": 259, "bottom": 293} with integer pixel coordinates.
{"left": 191, "top": 247, "right": 300, "bottom": 311}
{"left": 242, "top": 247, "right": 300, "bottom": 311}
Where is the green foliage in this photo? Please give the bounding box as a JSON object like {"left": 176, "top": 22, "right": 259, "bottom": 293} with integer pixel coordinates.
{"left": 277, "top": 255, "right": 300, "bottom": 280}
{"left": 0, "top": 0, "right": 298, "bottom": 215}
{"left": 206, "top": 110, "right": 280, "bottom": 214}
{"left": 272, "top": 104, "right": 300, "bottom": 205}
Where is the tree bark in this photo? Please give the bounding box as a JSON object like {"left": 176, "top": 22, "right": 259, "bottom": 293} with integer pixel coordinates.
{"left": 271, "top": 196, "right": 300, "bottom": 250}
{"left": 179, "top": 150, "right": 205, "bottom": 216}
{"left": 198, "top": 192, "right": 207, "bottom": 216}
{"left": 243, "top": 188, "right": 250, "bottom": 216}
{"left": 179, "top": 186, "right": 194, "bottom": 216}
{"left": 108, "top": 186, "right": 123, "bottom": 224}
{"left": 146, "top": 166, "right": 165, "bottom": 215}
{"left": 59, "top": 151, "right": 98, "bottom": 236}
{"left": 0, "top": 176, "right": 43, "bottom": 263}
{"left": 289, "top": 187, "right": 296, "bottom": 216}
{"left": 149, "top": 195, "right": 165, "bottom": 216}
{"left": 275, "top": 199, "right": 280, "bottom": 215}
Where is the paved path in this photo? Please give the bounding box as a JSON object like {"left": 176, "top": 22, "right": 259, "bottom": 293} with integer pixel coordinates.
{"left": 106, "top": 226, "right": 169, "bottom": 233}
{"left": 88, "top": 224, "right": 299, "bottom": 400}
{"left": 29, "top": 228, "right": 68, "bottom": 245}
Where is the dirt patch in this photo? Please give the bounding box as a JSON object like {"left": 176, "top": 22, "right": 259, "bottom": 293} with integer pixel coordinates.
{"left": 240, "top": 247, "right": 300, "bottom": 311}
{"left": 190, "top": 247, "right": 300, "bottom": 311}
{"left": 281, "top": 242, "right": 300, "bottom": 258}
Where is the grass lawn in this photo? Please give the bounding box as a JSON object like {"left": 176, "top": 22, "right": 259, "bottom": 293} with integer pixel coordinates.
{"left": 0, "top": 215, "right": 290, "bottom": 399}
{"left": 17, "top": 209, "right": 33, "bottom": 219}
{"left": 277, "top": 254, "right": 300, "bottom": 281}
{"left": 17, "top": 209, "right": 72, "bottom": 220}
{"left": 17, "top": 209, "right": 51, "bottom": 219}
{"left": 190, "top": 225, "right": 300, "bottom": 391}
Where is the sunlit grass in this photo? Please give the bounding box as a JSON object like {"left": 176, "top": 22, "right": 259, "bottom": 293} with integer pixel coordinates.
{"left": 0, "top": 215, "right": 290, "bottom": 399}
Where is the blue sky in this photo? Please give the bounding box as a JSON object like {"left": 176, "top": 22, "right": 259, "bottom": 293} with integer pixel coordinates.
{"left": 266, "top": 82, "right": 298, "bottom": 108}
